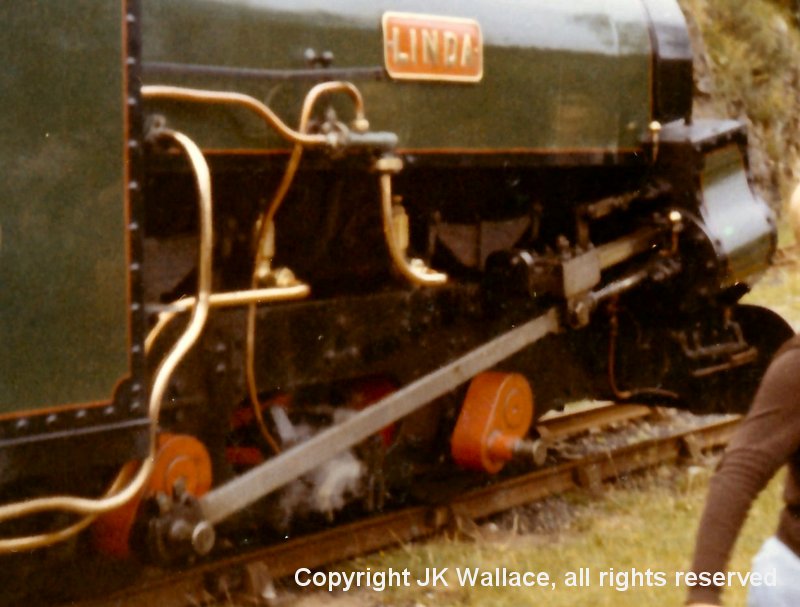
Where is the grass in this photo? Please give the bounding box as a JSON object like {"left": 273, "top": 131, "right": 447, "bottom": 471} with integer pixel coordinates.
{"left": 740, "top": 214, "right": 800, "bottom": 329}
{"left": 743, "top": 253, "right": 800, "bottom": 330}
{"left": 286, "top": 468, "right": 783, "bottom": 607}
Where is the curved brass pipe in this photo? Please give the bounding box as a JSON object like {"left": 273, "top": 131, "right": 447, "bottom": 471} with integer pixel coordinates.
{"left": 378, "top": 172, "right": 447, "bottom": 286}
{"left": 257, "top": 80, "right": 368, "bottom": 256}
{"left": 246, "top": 82, "right": 365, "bottom": 451}
{"left": 145, "top": 285, "right": 310, "bottom": 355}
{"left": 0, "top": 461, "right": 137, "bottom": 552}
{"left": 144, "top": 82, "right": 365, "bottom": 455}
{"left": 300, "top": 81, "right": 368, "bottom": 132}
{"left": 245, "top": 292, "right": 281, "bottom": 453}
{"left": 142, "top": 85, "right": 330, "bottom": 148}
{"left": 142, "top": 82, "right": 368, "bottom": 260}
{"left": 141, "top": 83, "right": 367, "bottom": 159}
{"left": 0, "top": 128, "right": 213, "bottom": 550}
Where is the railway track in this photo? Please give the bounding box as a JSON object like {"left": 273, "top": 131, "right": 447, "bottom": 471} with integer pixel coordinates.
{"left": 70, "top": 405, "right": 738, "bottom": 607}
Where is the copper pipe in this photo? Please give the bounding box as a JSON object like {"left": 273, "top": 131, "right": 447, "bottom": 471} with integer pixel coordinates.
{"left": 257, "top": 81, "right": 366, "bottom": 260}
{"left": 299, "top": 81, "right": 368, "bottom": 133}
{"left": 244, "top": 290, "right": 282, "bottom": 454}
{"left": 142, "top": 85, "right": 330, "bottom": 147}
{"left": 142, "top": 82, "right": 369, "bottom": 257}
{"left": 145, "top": 285, "right": 310, "bottom": 355}
{"left": 142, "top": 84, "right": 349, "bottom": 453}
{"left": 0, "top": 128, "right": 214, "bottom": 549}
{"left": 161, "top": 285, "right": 311, "bottom": 311}
{"left": 0, "top": 461, "right": 137, "bottom": 552}
{"left": 246, "top": 82, "right": 365, "bottom": 451}
{"left": 378, "top": 172, "right": 447, "bottom": 286}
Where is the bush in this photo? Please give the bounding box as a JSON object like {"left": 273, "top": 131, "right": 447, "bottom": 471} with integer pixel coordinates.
{"left": 679, "top": 0, "right": 800, "bottom": 208}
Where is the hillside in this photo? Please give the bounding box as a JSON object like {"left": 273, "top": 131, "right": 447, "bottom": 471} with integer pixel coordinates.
{"left": 679, "top": 0, "right": 800, "bottom": 210}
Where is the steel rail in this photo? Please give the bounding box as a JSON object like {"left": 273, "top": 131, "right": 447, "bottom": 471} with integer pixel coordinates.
{"left": 536, "top": 402, "right": 652, "bottom": 440}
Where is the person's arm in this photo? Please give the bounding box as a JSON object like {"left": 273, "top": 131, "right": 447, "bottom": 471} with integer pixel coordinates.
{"left": 687, "top": 348, "right": 800, "bottom": 605}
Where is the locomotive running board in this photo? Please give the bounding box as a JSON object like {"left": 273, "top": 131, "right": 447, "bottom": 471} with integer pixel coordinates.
{"left": 199, "top": 307, "right": 561, "bottom": 525}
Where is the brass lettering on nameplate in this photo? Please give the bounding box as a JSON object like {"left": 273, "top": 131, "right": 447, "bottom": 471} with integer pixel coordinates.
{"left": 382, "top": 12, "right": 483, "bottom": 83}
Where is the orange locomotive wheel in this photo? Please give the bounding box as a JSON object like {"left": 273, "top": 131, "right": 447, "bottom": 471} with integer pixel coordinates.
{"left": 90, "top": 433, "right": 212, "bottom": 558}
{"left": 450, "top": 372, "right": 534, "bottom": 474}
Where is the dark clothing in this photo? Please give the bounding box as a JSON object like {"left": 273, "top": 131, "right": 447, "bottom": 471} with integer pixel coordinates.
{"left": 688, "top": 334, "right": 800, "bottom": 604}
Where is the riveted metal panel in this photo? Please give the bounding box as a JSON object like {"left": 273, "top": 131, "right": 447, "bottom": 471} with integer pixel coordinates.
{"left": 0, "top": 2, "right": 132, "bottom": 414}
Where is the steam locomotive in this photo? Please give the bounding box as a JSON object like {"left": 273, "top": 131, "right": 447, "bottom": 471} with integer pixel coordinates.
{"left": 0, "top": 0, "right": 792, "bottom": 575}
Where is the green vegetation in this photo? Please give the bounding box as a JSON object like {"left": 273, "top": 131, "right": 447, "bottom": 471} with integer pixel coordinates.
{"left": 679, "top": 0, "right": 800, "bottom": 206}
{"left": 288, "top": 468, "right": 782, "bottom": 607}
{"left": 743, "top": 249, "right": 800, "bottom": 327}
